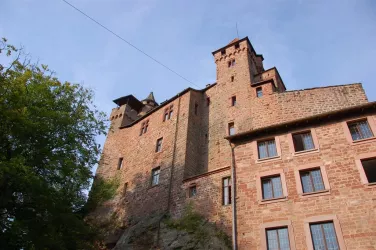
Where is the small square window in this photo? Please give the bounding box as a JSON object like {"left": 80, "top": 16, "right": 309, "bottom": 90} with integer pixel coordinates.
{"left": 189, "top": 185, "right": 197, "bottom": 197}
{"left": 309, "top": 222, "right": 339, "bottom": 250}
{"left": 258, "top": 139, "right": 277, "bottom": 159}
{"left": 228, "top": 122, "right": 235, "bottom": 136}
{"left": 234, "top": 43, "right": 240, "bottom": 49}
{"left": 117, "top": 157, "right": 123, "bottom": 170}
{"left": 151, "top": 167, "right": 160, "bottom": 186}
{"left": 156, "top": 138, "right": 163, "bottom": 152}
{"left": 221, "top": 49, "right": 226, "bottom": 55}
{"left": 222, "top": 177, "right": 231, "bottom": 205}
{"left": 300, "top": 168, "right": 325, "bottom": 193}
{"left": 261, "top": 175, "right": 283, "bottom": 200}
{"left": 361, "top": 158, "right": 376, "bottom": 183}
{"left": 231, "top": 96, "right": 236, "bottom": 106}
{"left": 347, "top": 119, "right": 374, "bottom": 141}
{"left": 292, "top": 131, "right": 315, "bottom": 152}
{"left": 256, "top": 87, "right": 263, "bottom": 97}
{"left": 266, "top": 227, "right": 291, "bottom": 250}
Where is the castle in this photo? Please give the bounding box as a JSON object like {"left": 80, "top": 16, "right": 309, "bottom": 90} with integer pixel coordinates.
{"left": 96, "top": 37, "right": 376, "bottom": 249}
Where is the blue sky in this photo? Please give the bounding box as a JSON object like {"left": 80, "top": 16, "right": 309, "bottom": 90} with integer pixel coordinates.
{"left": 1, "top": 0, "right": 376, "bottom": 173}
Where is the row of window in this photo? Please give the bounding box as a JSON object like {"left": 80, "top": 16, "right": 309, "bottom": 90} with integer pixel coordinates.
{"left": 262, "top": 217, "right": 344, "bottom": 250}
{"left": 254, "top": 118, "right": 375, "bottom": 160}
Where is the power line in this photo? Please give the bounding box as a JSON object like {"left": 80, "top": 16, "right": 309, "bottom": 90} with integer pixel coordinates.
{"left": 60, "top": 0, "right": 199, "bottom": 88}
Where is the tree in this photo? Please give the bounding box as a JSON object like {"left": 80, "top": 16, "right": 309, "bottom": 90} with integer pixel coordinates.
{"left": 0, "top": 38, "right": 107, "bottom": 249}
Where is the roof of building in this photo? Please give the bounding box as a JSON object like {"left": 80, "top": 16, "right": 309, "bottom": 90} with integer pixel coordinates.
{"left": 113, "top": 95, "right": 144, "bottom": 112}
{"left": 143, "top": 92, "right": 156, "bottom": 103}
{"left": 119, "top": 82, "right": 217, "bottom": 129}
{"left": 212, "top": 36, "right": 264, "bottom": 60}
{"left": 225, "top": 101, "right": 376, "bottom": 143}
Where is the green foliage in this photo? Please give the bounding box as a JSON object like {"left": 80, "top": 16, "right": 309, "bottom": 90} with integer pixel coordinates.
{"left": 84, "top": 177, "right": 119, "bottom": 213}
{"left": 0, "top": 38, "right": 107, "bottom": 249}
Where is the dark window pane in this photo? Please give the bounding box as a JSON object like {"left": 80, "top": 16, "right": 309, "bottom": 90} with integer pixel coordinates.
{"left": 156, "top": 138, "right": 163, "bottom": 152}
{"left": 310, "top": 222, "right": 339, "bottom": 250}
{"left": 300, "top": 168, "right": 325, "bottom": 193}
{"left": 189, "top": 186, "right": 197, "bottom": 197}
{"left": 266, "top": 227, "right": 290, "bottom": 250}
{"left": 293, "top": 132, "right": 315, "bottom": 152}
{"left": 152, "top": 167, "right": 160, "bottom": 186}
{"left": 258, "top": 139, "right": 277, "bottom": 159}
{"left": 232, "top": 96, "right": 236, "bottom": 106}
{"left": 361, "top": 158, "right": 376, "bottom": 183}
{"left": 256, "top": 87, "right": 263, "bottom": 97}
{"left": 348, "top": 120, "right": 373, "bottom": 141}
{"left": 117, "top": 158, "right": 123, "bottom": 170}
{"left": 262, "top": 176, "right": 283, "bottom": 199}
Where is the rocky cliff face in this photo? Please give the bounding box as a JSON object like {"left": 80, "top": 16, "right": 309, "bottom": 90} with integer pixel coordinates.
{"left": 108, "top": 211, "right": 232, "bottom": 250}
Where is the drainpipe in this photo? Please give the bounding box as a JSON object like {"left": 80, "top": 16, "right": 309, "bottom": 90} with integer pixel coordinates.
{"left": 229, "top": 141, "right": 238, "bottom": 250}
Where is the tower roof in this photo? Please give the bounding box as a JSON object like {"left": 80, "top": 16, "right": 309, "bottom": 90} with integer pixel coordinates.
{"left": 212, "top": 36, "right": 263, "bottom": 60}
{"left": 144, "top": 92, "right": 156, "bottom": 102}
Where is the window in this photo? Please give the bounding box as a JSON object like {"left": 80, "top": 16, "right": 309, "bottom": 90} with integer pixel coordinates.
{"left": 117, "top": 157, "right": 123, "bottom": 170}
{"left": 347, "top": 119, "right": 373, "bottom": 141}
{"left": 261, "top": 175, "right": 283, "bottom": 200}
{"left": 163, "top": 105, "right": 173, "bottom": 121}
{"left": 228, "top": 59, "right": 236, "bottom": 68}
{"left": 304, "top": 215, "right": 345, "bottom": 250}
{"left": 294, "top": 163, "right": 330, "bottom": 197}
{"left": 266, "top": 227, "right": 291, "bottom": 250}
{"left": 194, "top": 103, "right": 198, "bottom": 115}
{"left": 300, "top": 168, "right": 325, "bottom": 193}
{"left": 292, "top": 131, "right": 315, "bottom": 152}
{"left": 235, "top": 43, "right": 240, "bottom": 49}
{"left": 206, "top": 97, "right": 210, "bottom": 106}
{"left": 221, "top": 49, "right": 226, "bottom": 55}
{"left": 123, "top": 182, "right": 128, "bottom": 194}
{"left": 222, "top": 177, "right": 231, "bottom": 205}
{"left": 361, "top": 158, "right": 376, "bottom": 183}
{"left": 258, "top": 139, "right": 277, "bottom": 159}
{"left": 309, "top": 222, "right": 339, "bottom": 250}
{"left": 256, "top": 87, "right": 263, "bottom": 97}
{"left": 231, "top": 76, "right": 234, "bottom": 82}
{"left": 189, "top": 185, "right": 197, "bottom": 197}
{"left": 156, "top": 138, "right": 163, "bottom": 152}
{"left": 231, "top": 96, "right": 237, "bottom": 106}
{"left": 140, "top": 120, "right": 149, "bottom": 135}
{"left": 228, "top": 122, "right": 235, "bottom": 136}
{"left": 151, "top": 167, "right": 160, "bottom": 186}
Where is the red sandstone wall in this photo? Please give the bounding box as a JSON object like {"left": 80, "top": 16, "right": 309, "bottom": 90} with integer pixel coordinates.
{"left": 234, "top": 114, "right": 376, "bottom": 249}
{"left": 182, "top": 168, "right": 233, "bottom": 234}
{"left": 96, "top": 93, "right": 192, "bottom": 220}
{"left": 249, "top": 83, "right": 368, "bottom": 130}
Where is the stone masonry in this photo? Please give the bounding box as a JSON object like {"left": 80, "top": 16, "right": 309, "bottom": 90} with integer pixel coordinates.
{"left": 94, "top": 37, "right": 376, "bottom": 249}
